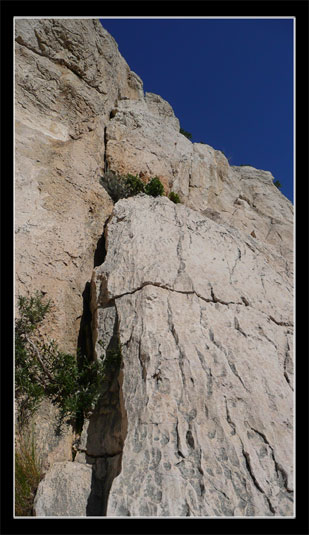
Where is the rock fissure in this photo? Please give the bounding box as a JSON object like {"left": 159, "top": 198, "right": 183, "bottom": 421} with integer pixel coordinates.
{"left": 227, "top": 247, "right": 242, "bottom": 282}
{"left": 268, "top": 316, "right": 293, "bottom": 327}
{"left": 16, "top": 19, "right": 293, "bottom": 518}
{"left": 16, "top": 33, "right": 111, "bottom": 97}
{"left": 210, "top": 332, "right": 250, "bottom": 393}
{"left": 75, "top": 449, "right": 123, "bottom": 459}
{"left": 241, "top": 445, "right": 275, "bottom": 515}
{"left": 224, "top": 397, "right": 237, "bottom": 436}
{"left": 110, "top": 280, "right": 287, "bottom": 326}
{"left": 103, "top": 127, "right": 108, "bottom": 172}
{"left": 233, "top": 316, "right": 247, "bottom": 338}
{"left": 257, "top": 325, "right": 278, "bottom": 349}
{"left": 283, "top": 339, "right": 293, "bottom": 391}
{"left": 167, "top": 298, "right": 188, "bottom": 395}
{"left": 249, "top": 427, "right": 293, "bottom": 494}
{"left": 283, "top": 370, "right": 293, "bottom": 390}
{"left": 225, "top": 356, "right": 250, "bottom": 392}
{"left": 175, "top": 420, "right": 185, "bottom": 459}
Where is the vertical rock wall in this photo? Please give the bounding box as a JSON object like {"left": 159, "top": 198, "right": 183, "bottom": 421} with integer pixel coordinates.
{"left": 15, "top": 18, "right": 143, "bottom": 352}
{"left": 15, "top": 18, "right": 143, "bottom": 470}
{"left": 15, "top": 19, "right": 293, "bottom": 517}
{"left": 90, "top": 195, "right": 293, "bottom": 517}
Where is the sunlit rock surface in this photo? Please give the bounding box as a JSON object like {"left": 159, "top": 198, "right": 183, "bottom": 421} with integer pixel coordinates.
{"left": 91, "top": 195, "right": 293, "bottom": 517}
{"left": 15, "top": 19, "right": 293, "bottom": 516}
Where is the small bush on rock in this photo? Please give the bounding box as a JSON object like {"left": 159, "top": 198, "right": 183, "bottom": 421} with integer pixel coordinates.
{"left": 15, "top": 292, "right": 106, "bottom": 428}
{"left": 125, "top": 174, "right": 145, "bottom": 196}
{"left": 15, "top": 292, "right": 52, "bottom": 420}
{"left": 273, "top": 179, "right": 282, "bottom": 190}
{"left": 169, "top": 191, "right": 181, "bottom": 204}
{"left": 100, "top": 171, "right": 165, "bottom": 201}
{"left": 180, "top": 128, "right": 192, "bottom": 140}
{"left": 100, "top": 171, "right": 130, "bottom": 202}
{"left": 144, "top": 176, "right": 165, "bottom": 197}
{"left": 100, "top": 171, "right": 145, "bottom": 200}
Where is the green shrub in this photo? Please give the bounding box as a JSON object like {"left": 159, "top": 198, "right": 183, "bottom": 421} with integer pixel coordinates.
{"left": 125, "top": 174, "right": 145, "bottom": 196}
{"left": 15, "top": 293, "right": 107, "bottom": 428}
{"left": 15, "top": 294, "right": 124, "bottom": 511}
{"left": 100, "top": 172, "right": 145, "bottom": 201}
{"left": 180, "top": 128, "right": 192, "bottom": 140}
{"left": 40, "top": 344, "right": 105, "bottom": 423}
{"left": 273, "top": 179, "right": 282, "bottom": 190}
{"left": 15, "top": 430, "right": 43, "bottom": 516}
{"left": 144, "top": 176, "right": 165, "bottom": 197}
{"left": 168, "top": 191, "right": 181, "bottom": 204}
{"left": 100, "top": 171, "right": 165, "bottom": 201}
{"left": 15, "top": 292, "right": 52, "bottom": 420}
{"left": 99, "top": 171, "right": 130, "bottom": 202}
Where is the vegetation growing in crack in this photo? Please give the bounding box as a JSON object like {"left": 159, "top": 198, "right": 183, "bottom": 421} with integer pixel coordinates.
{"left": 273, "top": 179, "right": 282, "bottom": 190}
{"left": 15, "top": 428, "right": 43, "bottom": 516}
{"left": 15, "top": 292, "right": 124, "bottom": 514}
{"left": 180, "top": 127, "right": 192, "bottom": 140}
{"left": 100, "top": 171, "right": 166, "bottom": 201}
{"left": 144, "top": 176, "right": 165, "bottom": 197}
{"left": 100, "top": 170, "right": 129, "bottom": 202}
{"left": 125, "top": 173, "right": 145, "bottom": 196}
{"left": 100, "top": 171, "right": 182, "bottom": 204}
{"left": 168, "top": 191, "right": 181, "bottom": 204}
{"left": 15, "top": 292, "right": 106, "bottom": 430}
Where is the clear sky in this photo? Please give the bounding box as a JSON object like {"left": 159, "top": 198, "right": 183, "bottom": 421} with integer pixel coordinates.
{"left": 100, "top": 18, "right": 294, "bottom": 203}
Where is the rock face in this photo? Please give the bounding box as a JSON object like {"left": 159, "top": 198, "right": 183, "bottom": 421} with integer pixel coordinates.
{"left": 15, "top": 18, "right": 143, "bottom": 353}
{"left": 105, "top": 97, "right": 293, "bottom": 271}
{"left": 15, "top": 18, "right": 144, "bottom": 468}
{"left": 33, "top": 461, "right": 93, "bottom": 516}
{"left": 90, "top": 195, "right": 293, "bottom": 517}
{"left": 15, "top": 19, "right": 294, "bottom": 517}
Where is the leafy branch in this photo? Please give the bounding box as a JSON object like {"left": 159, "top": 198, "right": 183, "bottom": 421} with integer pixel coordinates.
{"left": 15, "top": 292, "right": 114, "bottom": 430}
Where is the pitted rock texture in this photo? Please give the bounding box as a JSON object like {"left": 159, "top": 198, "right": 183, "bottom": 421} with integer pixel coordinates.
{"left": 15, "top": 19, "right": 294, "bottom": 517}
{"left": 91, "top": 195, "right": 293, "bottom": 516}
{"left": 21, "top": 399, "right": 73, "bottom": 473}
{"left": 105, "top": 98, "right": 293, "bottom": 270}
{"left": 33, "top": 461, "right": 93, "bottom": 517}
{"left": 14, "top": 17, "right": 143, "bottom": 470}
{"left": 15, "top": 18, "right": 143, "bottom": 353}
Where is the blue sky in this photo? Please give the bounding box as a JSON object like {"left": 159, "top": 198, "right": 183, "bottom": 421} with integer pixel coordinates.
{"left": 100, "top": 18, "right": 294, "bottom": 203}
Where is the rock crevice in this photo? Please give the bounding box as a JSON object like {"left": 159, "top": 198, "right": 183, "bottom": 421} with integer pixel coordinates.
{"left": 15, "top": 19, "right": 293, "bottom": 518}
{"left": 89, "top": 195, "right": 293, "bottom": 517}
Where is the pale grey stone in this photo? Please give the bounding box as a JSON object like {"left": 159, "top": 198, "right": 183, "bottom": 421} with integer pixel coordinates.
{"left": 33, "top": 461, "right": 93, "bottom": 516}
{"left": 15, "top": 17, "right": 143, "bottom": 353}
{"left": 90, "top": 195, "right": 293, "bottom": 517}
{"left": 16, "top": 19, "right": 294, "bottom": 518}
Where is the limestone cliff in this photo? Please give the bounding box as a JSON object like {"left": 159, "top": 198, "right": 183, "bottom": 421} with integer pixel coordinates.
{"left": 15, "top": 19, "right": 293, "bottom": 517}
{"left": 15, "top": 18, "right": 143, "bottom": 469}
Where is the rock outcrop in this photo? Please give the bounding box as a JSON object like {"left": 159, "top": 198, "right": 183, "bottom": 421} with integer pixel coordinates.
{"left": 89, "top": 195, "right": 293, "bottom": 517}
{"left": 34, "top": 461, "right": 93, "bottom": 516}
{"left": 15, "top": 18, "right": 143, "bottom": 353}
{"left": 15, "top": 18, "right": 144, "bottom": 467}
{"left": 105, "top": 97, "right": 293, "bottom": 270}
{"left": 15, "top": 18, "right": 293, "bottom": 517}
